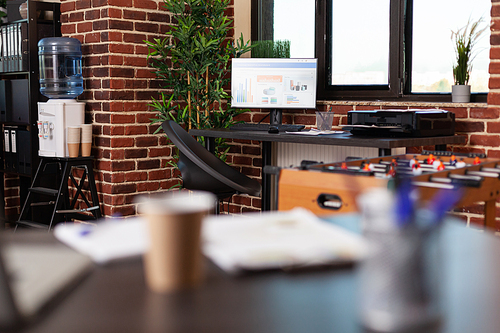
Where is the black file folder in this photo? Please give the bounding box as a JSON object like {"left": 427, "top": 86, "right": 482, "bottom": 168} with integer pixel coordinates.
{"left": 0, "top": 80, "right": 7, "bottom": 122}
{"left": 16, "top": 129, "right": 31, "bottom": 174}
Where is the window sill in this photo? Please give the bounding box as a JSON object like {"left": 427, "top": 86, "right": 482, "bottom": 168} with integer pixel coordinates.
{"left": 318, "top": 100, "right": 488, "bottom": 109}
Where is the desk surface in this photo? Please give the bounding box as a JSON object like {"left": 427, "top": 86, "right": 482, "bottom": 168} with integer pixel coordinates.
{"left": 189, "top": 128, "right": 466, "bottom": 149}
{"left": 13, "top": 221, "right": 500, "bottom": 333}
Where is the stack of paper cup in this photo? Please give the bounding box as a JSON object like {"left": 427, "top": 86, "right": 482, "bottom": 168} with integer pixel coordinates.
{"left": 67, "top": 126, "right": 81, "bottom": 158}
{"left": 81, "top": 124, "right": 92, "bottom": 157}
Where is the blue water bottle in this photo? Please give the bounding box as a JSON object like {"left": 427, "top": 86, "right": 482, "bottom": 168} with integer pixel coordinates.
{"left": 38, "top": 37, "right": 84, "bottom": 99}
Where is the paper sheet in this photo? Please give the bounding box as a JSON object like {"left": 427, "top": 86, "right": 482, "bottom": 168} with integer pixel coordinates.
{"left": 202, "top": 208, "right": 367, "bottom": 274}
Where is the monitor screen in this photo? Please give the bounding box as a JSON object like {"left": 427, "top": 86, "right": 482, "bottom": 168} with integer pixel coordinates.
{"left": 231, "top": 58, "right": 317, "bottom": 109}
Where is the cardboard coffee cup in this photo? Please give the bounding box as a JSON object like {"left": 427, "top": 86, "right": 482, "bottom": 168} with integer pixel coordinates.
{"left": 67, "top": 126, "right": 81, "bottom": 158}
{"left": 137, "top": 191, "right": 215, "bottom": 293}
{"left": 80, "top": 124, "right": 92, "bottom": 157}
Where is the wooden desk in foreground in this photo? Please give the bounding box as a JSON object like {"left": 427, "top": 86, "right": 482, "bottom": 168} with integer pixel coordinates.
{"left": 14, "top": 218, "right": 500, "bottom": 333}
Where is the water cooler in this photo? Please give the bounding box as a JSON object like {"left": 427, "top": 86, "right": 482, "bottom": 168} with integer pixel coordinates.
{"left": 37, "top": 37, "right": 84, "bottom": 157}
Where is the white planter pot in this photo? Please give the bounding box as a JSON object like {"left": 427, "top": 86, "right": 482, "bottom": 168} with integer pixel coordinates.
{"left": 452, "top": 85, "right": 471, "bottom": 103}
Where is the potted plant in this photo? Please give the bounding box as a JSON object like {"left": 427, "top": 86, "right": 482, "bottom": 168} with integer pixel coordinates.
{"left": 451, "top": 17, "right": 488, "bottom": 102}
{"left": 147, "top": 0, "right": 252, "bottom": 163}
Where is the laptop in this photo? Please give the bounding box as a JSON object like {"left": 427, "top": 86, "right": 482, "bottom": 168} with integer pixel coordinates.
{"left": 0, "top": 238, "right": 93, "bottom": 330}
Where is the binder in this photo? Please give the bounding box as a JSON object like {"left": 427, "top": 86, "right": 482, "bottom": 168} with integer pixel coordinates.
{"left": 8, "top": 24, "right": 14, "bottom": 73}
{"left": 0, "top": 26, "right": 3, "bottom": 73}
{"left": 4, "top": 128, "right": 10, "bottom": 170}
{"left": 0, "top": 25, "right": 5, "bottom": 73}
{"left": 12, "top": 24, "right": 18, "bottom": 72}
{"left": 19, "top": 22, "right": 28, "bottom": 72}
{"left": 10, "top": 128, "right": 18, "bottom": 172}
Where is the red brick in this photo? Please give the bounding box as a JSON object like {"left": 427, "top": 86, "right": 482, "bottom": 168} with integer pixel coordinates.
{"left": 123, "top": 9, "right": 147, "bottom": 20}
{"left": 109, "top": 43, "right": 135, "bottom": 54}
{"left": 455, "top": 121, "right": 485, "bottom": 133}
{"left": 135, "top": 45, "right": 150, "bottom": 55}
{"left": 125, "top": 171, "right": 148, "bottom": 182}
{"left": 69, "top": 12, "right": 84, "bottom": 22}
{"left": 136, "top": 137, "right": 158, "bottom": 147}
{"left": 469, "top": 134, "right": 500, "bottom": 147}
{"left": 85, "top": 9, "right": 101, "bottom": 20}
{"left": 111, "top": 114, "right": 135, "bottom": 124}
{"left": 76, "top": 0, "right": 91, "bottom": 9}
{"left": 125, "top": 125, "right": 148, "bottom": 135}
{"left": 138, "top": 159, "right": 161, "bottom": 170}
{"left": 137, "top": 182, "right": 160, "bottom": 192}
{"left": 136, "top": 69, "right": 156, "bottom": 78}
{"left": 148, "top": 12, "right": 169, "bottom": 23}
{"left": 61, "top": 24, "right": 76, "bottom": 35}
{"left": 122, "top": 33, "right": 147, "bottom": 44}
{"left": 110, "top": 67, "right": 134, "bottom": 78}
{"left": 470, "top": 107, "right": 499, "bottom": 119}
{"left": 450, "top": 107, "right": 468, "bottom": 118}
{"left": 109, "top": 19, "right": 133, "bottom": 31}
{"left": 93, "top": 0, "right": 108, "bottom": 7}
{"left": 107, "top": 7, "right": 122, "bottom": 18}
{"left": 61, "top": 1, "right": 76, "bottom": 12}
{"left": 149, "top": 169, "right": 169, "bottom": 181}
{"left": 487, "top": 122, "right": 500, "bottom": 133}
{"left": 135, "top": 22, "right": 159, "bottom": 33}
{"left": 93, "top": 20, "right": 109, "bottom": 31}
{"left": 111, "top": 137, "right": 134, "bottom": 148}
{"left": 85, "top": 32, "right": 101, "bottom": 43}
{"left": 125, "top": 148, "right": 148, "bottom": 159}
{"left": 109, "top": 149, "right": 125, "bottom": 160}
{"left": 134, "top": 0, "right": 157, "bottom": 10}
{"left": 108, "top": 0, "right": 132, "bottom": 6}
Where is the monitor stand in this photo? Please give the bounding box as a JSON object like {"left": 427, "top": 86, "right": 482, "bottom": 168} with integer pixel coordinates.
{"left": 269, "top": 109, "right": 282, "bottom": 126}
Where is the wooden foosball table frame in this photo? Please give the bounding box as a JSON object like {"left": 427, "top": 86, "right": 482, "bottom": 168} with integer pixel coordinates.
{"left": 278, "top": 153, "right": 500, "bottom": 231}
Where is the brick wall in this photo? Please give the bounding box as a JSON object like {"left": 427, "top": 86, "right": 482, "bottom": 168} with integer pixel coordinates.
{"left": 59, "top": 0, "right": 179, "bottom": 217}
{"left": 4, "top": 1, "right": 495, "bottom": 226}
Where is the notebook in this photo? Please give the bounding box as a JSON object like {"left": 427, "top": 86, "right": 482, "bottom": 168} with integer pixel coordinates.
{"left": 0, "top": 238, "right": 93, "bottom": 330}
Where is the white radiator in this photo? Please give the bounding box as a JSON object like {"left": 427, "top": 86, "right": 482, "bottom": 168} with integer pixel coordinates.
{"left": 274, "top": 142, "right": 406, "bottom": 168}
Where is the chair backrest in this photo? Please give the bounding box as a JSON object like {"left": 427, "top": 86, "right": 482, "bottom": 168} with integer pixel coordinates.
{"left": 161, "top": 121, "right": 261, "bottom": 197}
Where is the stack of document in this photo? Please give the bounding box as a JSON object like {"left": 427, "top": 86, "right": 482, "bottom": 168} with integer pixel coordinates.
{"left": 202, "top": 208, "right": 367, "bottom": 274}
{"left": 285, "top": 129, "right": 345, "bottom": 135}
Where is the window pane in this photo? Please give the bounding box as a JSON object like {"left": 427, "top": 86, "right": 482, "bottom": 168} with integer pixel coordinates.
{"left": 412, "top": 0, "right": 491, "bottom": 93}
{"left": 331, "top": 0, "right": 390, "bottom": 85}
{"left": 273, "top": 0, "right": 315, "bottom": 58}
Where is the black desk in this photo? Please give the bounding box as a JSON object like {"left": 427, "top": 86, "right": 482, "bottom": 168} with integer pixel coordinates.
{"left": 15, "top": 220, "right": 500, "bottom": 333}
{"left": 189, "top": 129, "right": 465, "bottom": 210}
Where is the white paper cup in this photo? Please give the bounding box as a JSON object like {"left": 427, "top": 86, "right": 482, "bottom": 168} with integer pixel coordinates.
{"left": 81, "top": 124, "right": 92, "bottom": 143}
{"left": 136, "top": 191, "right": 216, "bottom": 293}
{"left": 67, "top": 126, "right": 81, "bottom": 157}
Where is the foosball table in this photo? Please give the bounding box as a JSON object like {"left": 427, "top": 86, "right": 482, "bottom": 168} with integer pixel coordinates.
{"left": 278, "top": 152, "right": 500, "bottom": 230}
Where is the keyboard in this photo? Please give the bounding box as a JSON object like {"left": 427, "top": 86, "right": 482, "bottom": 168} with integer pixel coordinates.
{"left": 230, "top": 123, "right": 305, "bottom": 132}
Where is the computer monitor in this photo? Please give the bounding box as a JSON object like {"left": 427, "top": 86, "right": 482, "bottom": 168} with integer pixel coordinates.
{"left": 231, "top": 58, "right": 317, "bottom": 125}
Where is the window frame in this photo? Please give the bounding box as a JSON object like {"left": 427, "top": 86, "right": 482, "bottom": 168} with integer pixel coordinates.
{"left": 252, "top": 0, "right": 488, "bottom": 103}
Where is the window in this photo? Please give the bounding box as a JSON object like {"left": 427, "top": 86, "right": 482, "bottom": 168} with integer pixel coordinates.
{"left": 252, "top": 0, "right": 491, "bottom": 102}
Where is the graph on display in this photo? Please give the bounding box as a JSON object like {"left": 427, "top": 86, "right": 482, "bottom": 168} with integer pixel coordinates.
{"left": 231, "top": 58, "right": 317, "bottom": 109}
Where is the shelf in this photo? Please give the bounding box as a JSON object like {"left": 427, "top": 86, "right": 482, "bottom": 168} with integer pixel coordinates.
{"left": 0, "top": 71, "right": 29, "bottom": 76}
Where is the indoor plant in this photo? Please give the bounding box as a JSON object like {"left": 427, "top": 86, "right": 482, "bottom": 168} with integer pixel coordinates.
{"left": 451, "top": 17, "right": 488, "bottom": 102}
{"left": 147, "top": 0, "right": 252, "bottom": 162}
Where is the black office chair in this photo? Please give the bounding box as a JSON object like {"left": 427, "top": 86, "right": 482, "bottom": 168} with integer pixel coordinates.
{"left": 161, "top": 121, "right": 261, "bottom": 213}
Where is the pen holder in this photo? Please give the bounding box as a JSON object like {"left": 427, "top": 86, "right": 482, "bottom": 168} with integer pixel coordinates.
{"left": 359, "top": 226, "right": 442, "bottom": 332}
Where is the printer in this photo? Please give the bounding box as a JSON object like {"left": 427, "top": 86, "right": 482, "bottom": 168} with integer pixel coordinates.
{"left": 343, "top": 109, "right": 455, "bottom": 137}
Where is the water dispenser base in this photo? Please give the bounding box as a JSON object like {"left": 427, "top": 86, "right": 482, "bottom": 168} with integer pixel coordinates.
{"left": 38, "top": 99, "right": 85, "bottom": 158}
